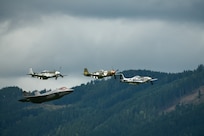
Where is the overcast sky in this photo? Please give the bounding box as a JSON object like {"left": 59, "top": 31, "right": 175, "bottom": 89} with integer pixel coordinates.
{"left": 0, "top": 0, "right": 204, "bottom": 91}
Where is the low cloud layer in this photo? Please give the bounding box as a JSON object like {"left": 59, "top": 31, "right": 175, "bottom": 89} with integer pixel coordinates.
{"left": 0, "top": 0, "right": 204, "bottom": 90}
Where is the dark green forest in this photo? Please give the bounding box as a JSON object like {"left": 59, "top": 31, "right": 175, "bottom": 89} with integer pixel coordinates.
{"left": 1, "top": 65, "right": 204, "bottom": 136}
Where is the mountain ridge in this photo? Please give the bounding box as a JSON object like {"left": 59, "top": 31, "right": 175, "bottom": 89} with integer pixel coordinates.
{"left": 0, "top": 65, "right": 204, "bottom": 136}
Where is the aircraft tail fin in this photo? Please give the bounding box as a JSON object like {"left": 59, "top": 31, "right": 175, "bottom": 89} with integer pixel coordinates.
{"left": 84, "top": 68, "right": 90, "bottom": 76}
{"left": 33, "top": 90, "right": 41, "bottom": 96}
{"left": 19, "top": 90, "right": 32, "bottom": 102}
{"left": 28, "top": 68, "right": 34, "bottom": 75}
{"left": 22, "top": 91, "right": 32, "bottom": 96}
{"left": 119, "top": 73, "right": 125, "bottom": 80}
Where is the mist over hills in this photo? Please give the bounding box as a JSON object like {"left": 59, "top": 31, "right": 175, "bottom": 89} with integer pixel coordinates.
{"left": 0, "top": 65, "right": 204, "bottom": 136}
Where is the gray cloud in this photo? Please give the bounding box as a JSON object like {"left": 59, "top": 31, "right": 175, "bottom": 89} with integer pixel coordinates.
{"left": 1, "top": 16, "right": 203, "bottom": 73}
{"left": 0, "top": 0, "right": 204, "bottom": 90}
{"left": 1, "top": 0, "right": 204, "bottom": 22}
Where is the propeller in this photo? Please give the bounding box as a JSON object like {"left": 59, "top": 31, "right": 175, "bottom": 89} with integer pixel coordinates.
{"left": 111, "top": 69, "right": 119, "bottom": 79}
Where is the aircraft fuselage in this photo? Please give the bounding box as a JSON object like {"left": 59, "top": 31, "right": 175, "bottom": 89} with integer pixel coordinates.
{"left": 19, "top": 87, "right": 73, "bottom": 103}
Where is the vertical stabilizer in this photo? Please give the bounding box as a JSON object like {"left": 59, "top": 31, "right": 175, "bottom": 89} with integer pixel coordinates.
{"left": 22, "top": 91, "right": 31, "bottom": 96}
{"left": 33, "top": 90, "right": 41, "bottom": 96}
{"left": 29, "top": 68, "right": 34, "bottom": 75}
{"left": 84, "top": 68, "right": 90, "bottom": 76}
{"left": 120, "top": 73, "right": 125, "bottom": 80}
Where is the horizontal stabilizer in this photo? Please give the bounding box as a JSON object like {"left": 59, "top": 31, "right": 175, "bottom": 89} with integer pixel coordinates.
{"left": 150, "top": 78, "right": 158, "bottom": 81}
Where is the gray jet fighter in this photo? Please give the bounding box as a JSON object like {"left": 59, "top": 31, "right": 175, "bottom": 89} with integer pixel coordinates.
{"left": 19, "top": 87, "right": 73, "bottom": 103}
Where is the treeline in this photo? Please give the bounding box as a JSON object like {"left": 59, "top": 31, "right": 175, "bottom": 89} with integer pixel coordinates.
{"left": 0, "top": 65, "right": 204, "bottom": 136}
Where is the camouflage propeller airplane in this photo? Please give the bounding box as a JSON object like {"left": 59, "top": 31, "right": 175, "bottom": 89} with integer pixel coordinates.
{"left": 120, "top": 73, "right": 157, "bottom": 85}
{"left": 27, "top": 68, "right": 66, "bottom": 80}
{"left": 19, "top": 87, "right": 73, "bottom": 103}
{"left": 84, "top": 68, "right": 118, "bottom": 79}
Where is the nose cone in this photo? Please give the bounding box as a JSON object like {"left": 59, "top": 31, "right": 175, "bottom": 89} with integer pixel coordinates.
{"left": 111, "top": 70, "right": 116, "bottom": 75}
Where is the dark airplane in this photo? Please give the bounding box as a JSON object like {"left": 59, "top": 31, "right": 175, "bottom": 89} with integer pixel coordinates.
{"left": 19, "top": 87, "right": 73, "bottom": 103}
{"left": 84, "top": 68, "right": 118, "bottom": 79}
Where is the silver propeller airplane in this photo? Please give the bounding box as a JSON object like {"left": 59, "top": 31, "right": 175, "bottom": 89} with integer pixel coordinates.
{"left": 19, "top": 87, "right": 73, "bottom": 103}
{"left": 120, "top": 73, "right": 157, "bottom": 85}
{"left": 27, "top": 68, "right": 65, "bottom": 80}
{"left": 84, "top": 68, "right": 118, "bottom": 79}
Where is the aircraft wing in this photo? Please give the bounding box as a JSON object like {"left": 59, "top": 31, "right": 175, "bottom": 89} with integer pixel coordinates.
{"left": 89, "top": 72, "right": 103, "bottom": 78}
{"left": 35, "top": 75, "right": 50, "bottom": 79}
{"left": 132, "top": 79, "right": 144, "bottom": 83}
{"left": 129, "top": 82, "right": 140, "bottom": 85}
{"left": 19, "top": 98, "right": 31, "bottom": 102}
{"left": 91, "top": 75, "right": 99, "bottom": 79}
{"left": 28, "top": 73, "right": 49, "bottom": 79}
{"left": 150, "top": 78, "right": 158, "bottom": 81}
{"left": 92, "top": 71, "right": 110, "bottom": 78}
{"left": 19, "top": 94, "right": 51, "bottom": 103}
{"left": 92, "top": 72, "right": 101, "bottom": 76}
{"left": 92, "top": 74, "right": 100, "bottom": 77}
{"left": 130, "top": 81, "right": 143, "bottom": 84}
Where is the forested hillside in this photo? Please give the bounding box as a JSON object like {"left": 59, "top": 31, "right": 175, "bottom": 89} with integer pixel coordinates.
{"left": 1, "top": 65, "right": 204, "bottom": 136}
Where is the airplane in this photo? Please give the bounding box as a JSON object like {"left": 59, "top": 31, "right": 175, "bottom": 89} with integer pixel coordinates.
{"left": 19, "top": 87, "right": 74, "bottom": 103}
{"left": 84, "top": 68, "right": 118, "bottom": 79}
{"left": 119, "top": 73, "right": 157, "bottom": 85}
{"left": 27, "top": 68, "right": 66, "bottom": 80}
